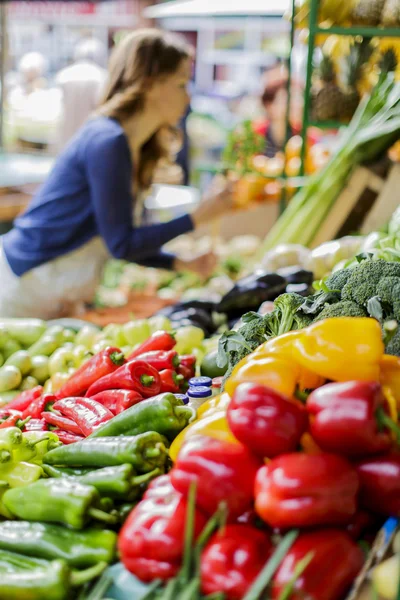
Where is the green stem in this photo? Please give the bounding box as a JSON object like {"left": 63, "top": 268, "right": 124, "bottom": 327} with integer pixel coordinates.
{"left": 131, "top": 467, "right": 162, "bottom": 487}
{"left": 376, "top": 407, "right": 400, "bottom": 443}
{"left": 88, "top": 507, "right": 118, "bottom": 524}
{"left": 70, "top": 561, "right": 108, "bottom": 587}
{"left": 140, "top": 579, "right": 162, "bottom": 600}
{"left": 144, "top": 447, "right": 161, "bottom": 459}
{"left": 81, "top": 571, "right": 113, "bottom": 600}
{"left": 277, "top": 551, "right": 314, "bottom": 600}
{"left": 242, "top": 530, "right": 299, "bottom": 600}
{"left": 141, "top": 375, "right": 155, "bottom": 387}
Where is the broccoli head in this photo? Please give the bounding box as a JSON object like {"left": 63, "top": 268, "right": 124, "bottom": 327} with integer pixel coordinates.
{"left": 385, "top": 327, "right": 400, "bottom": 357}
{"left": 341, "top": 259, "right": 400, "bottom": 307}
{"left": 271, "top": 293, "right": 305, "bottom": 336}
{"left": 375, "top": 277, "right": 400, "bottom": 319}
{"left": 325, "top": 268, "right": 353, "bottom": 292}
{"left": 313, "top": 301, "right": 367, "bottom": 322}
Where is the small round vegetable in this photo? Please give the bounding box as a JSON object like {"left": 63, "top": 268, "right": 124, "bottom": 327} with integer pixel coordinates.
{"left": 0, "top": 366, "right": 22, "bottom": 392}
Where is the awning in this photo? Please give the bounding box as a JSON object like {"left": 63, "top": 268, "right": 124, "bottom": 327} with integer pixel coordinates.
{"left": 144, "top": 0, "right": 290, "bottom": 19}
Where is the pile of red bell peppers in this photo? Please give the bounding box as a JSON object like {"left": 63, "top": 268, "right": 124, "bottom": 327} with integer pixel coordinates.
{"left": 0, "top": 331, "right": 196, "bottom": 444}
{"left": 119, "top": 379, "right": 400, "bottom": 600}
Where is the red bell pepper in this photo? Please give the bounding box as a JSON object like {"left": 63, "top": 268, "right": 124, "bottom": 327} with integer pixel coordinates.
{"left": 178, "top": 364, "right": 193, "bottom": 381}
{"left": 255, "top": 453, "right": 359, "bottom": 529}
{"left": 23, "top": 418, "right": 48, "bottom": 432}
{"left": 200, "top": 524, "right": 273, "bottom": 600}
{"left": 179, "top": 355, "right": 196, "bottom": 377}
{"left": 91, "top": 389, "right": 143, "bottom": 415}
{"left": 118, "top": 474, "right": 207, "bottom": 583}
{"left": 127, "top": 331, "right": 176, "bottom": 361}
{"left": 306, "top": 381, "right": 393, "bottom": 458}
{"left": 132, "top": 350, "right": 180, "bottom": 371}
{"left": 57, "top": 347, "right": 125, "bottom": 399}
{"left": 271, "top": 529, "right": 364, "bottom": 600}
{"left": 53, "top": 397, "right": 114, "bottom": 436}
{"left": 170, "top": 436, "right": 261, "bottom": 520}
{"left": 4, "top": 386, "right": 43, "bottom": 412}
{"left": 227, "top": 383, "right": 308, "bottom": 458}
{"left": 21, "top": 393, "right": 55, "bottom": 420}
{"left": 85, "top": 360, "right": 161, "bottom": 399}
{"left": 42, "top": 411, "right": 83, "bottom": 435}
{"left": 52, "top": 429, "right": 84, "bottom": 445}
{"left": 159, "top": 369, "right": 183, "bottom": 393}
{"left": 356, "top": 454, "right": 400, "bottom": 517}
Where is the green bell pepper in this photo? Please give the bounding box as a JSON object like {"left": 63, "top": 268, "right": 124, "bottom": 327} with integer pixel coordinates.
{"left": 0, "top": 521, "right": 117, "bottom": 567}
{"left": 0, "top": 319, "right": 47, "bottom": 347}
{"left": 29, "top": 355, "right": 49, "bottom": 384}
{"left": 0, "top": 366, "right": 22, "bottom": 392}
{"left": 3, "top": 478, "right": 117, "bottom": 529}
{"left": 44, "top": 432, "right": 168, "bottom": 473}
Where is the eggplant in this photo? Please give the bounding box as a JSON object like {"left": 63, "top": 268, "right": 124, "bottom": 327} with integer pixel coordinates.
{"left": 169, "top": 308, "right": 215, "bottom": 333}
{"left": 217, "top": 271, "right": 287, "bottom": 317}
{"left": 276, "top": 266, "right": 314, "bottom": 286}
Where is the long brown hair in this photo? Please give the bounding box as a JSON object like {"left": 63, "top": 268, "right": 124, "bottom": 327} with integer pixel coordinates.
{"left": 98, "top": 29, "right": 192, "bottom": 189}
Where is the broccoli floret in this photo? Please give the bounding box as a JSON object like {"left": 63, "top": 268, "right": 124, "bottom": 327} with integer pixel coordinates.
{"left": 271, "top": 293, "right": 305, "bottom": 336}
{"left": 342, "top": 259, "right": 400, "bottom": 306}
{"left": 313, "top": 301, "right": 367, "bottom": 322}
{"left": 238, "top": 312, "right": 269, "bottom": 347}
{"left": 325, "top": 268, "right": 353, "bottom": 292}
{"left": 294, "top": 312, "right": 313, "bottom": 329}
{"left": 386, "top": 328, "right": 400, "bottom": 357}
{"left": 375, "top": 277, "right": 400, "bottom": 318}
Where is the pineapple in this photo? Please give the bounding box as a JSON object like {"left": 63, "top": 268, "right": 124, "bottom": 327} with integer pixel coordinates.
{"left": 312, "top": 54, "right": 344, "bottom": 122}
{"left": 379, "top": 48, "right": 398, "bottom": 76}
{"left": 352, "top": 0, "right": 386, "bottom": 25}
{"left": 341, "top": 39, "right": 374, "bottom": 120}
{"left": 381, "top": 0, "right": 400, "bottom": 26}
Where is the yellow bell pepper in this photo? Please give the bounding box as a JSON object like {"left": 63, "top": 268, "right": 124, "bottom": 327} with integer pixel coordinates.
{"left": 292, "top": 317, "right": 384, "bottom": 382}
{"left": 169, "top": 410, "right": 238, "bottom": 462}
{"left": 225, "top": 356, "right": 298, "bottom": 398}
{"left": 380, "top": 354, "right": 400, "bottom": 409}
{"left": 197, "top": 392, "right": 231, "bottom": 419}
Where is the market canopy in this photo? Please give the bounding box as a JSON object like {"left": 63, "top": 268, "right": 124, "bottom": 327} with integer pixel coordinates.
{"left": 143, "top": 0, "right": 290, "bottom": 18}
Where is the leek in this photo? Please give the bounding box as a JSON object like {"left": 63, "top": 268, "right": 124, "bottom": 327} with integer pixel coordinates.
{"left": 258, "top": 75, "right": 400, "bottom": 256}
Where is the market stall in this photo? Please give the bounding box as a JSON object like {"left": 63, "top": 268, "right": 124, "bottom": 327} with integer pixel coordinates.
{"left": 0, "top": 0, "right": 400, "bottom": 597}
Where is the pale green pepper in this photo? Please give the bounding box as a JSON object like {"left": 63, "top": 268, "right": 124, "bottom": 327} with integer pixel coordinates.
{"left": 147, "top": 316, "right": 172, "bottom": 334}
{"left": 48, "top": 348, "right": 77, "bottom": 376}
{"left": 13, "top": 431, "right": 61, "bottom": 464}
{"left": 4, "top": 351, "right": 32, "bottom": 376}
{"left": 0, "top": 327, "right": 9, "bottom": 349}
{"left": 2, "top": 340, "right": 22, "bottom": 361}
{"left": 0, "top": 353, "right": 4, "bottom": 369}
{"left": 0, "top": 392, "right": 19, "bottom": 407}
{"left": 0, "top": 319, "right": 46, "bottom": 347}
{"left": 92, "top": 340, "right": 112, "bottom": 354}
{"left": 72, "top": 345, "right": 92, "bottom": 367}
{"left": 0, "top": 461, "right": 43, "bottom": 488}
{"left": 0, "top": 482, "right": 12, "bottom": 518}
{"left": 102, "top": 324, "right": 127, "bottom": 347}
{"left": 122, "top": 320, "right": 151, "bottom": 346}
{"left": 0, "top": 366, "right": 22, "bottom": 392}
{"left": 27, "top": 331, "right": 64, "bottom": 357}
{"left": 48, "top": 372, "right": 70, "bottom": 393}
{"left": 75, "top": 325, "right": 99, "bottom": 350}
{"left": 20, "top": 376, "right": 39, "bottom": 391}
{"left": 175, "top": 326, "right": 205, "bottom": 354}
{"left": 30, "top": 356, "right": 49, "bottom": 385}
{"left": 0, "top": 428, "right": 23, "bottom": 448}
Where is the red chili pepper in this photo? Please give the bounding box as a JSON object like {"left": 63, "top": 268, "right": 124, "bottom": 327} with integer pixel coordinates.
{"left": 306, "top": 381, "right": 394, "bottom": 458}
{"left": 0, "top": 413, "right": 24, "bottom": 429}
{"left": 4, "top": 386, "right": 43, "bottom": 412}
{"left": 356, "top": 454, "right": 400, "bottom": 517}
{"left": 159, "top": 370, "right": 183, "bottom": 394}
{"left": 91, "top": 389, "right": 143, "bottom": 415}
{"left": 21, "top": 393, "right": 56, "bottom": 420}
{"left": 85, "top": 360, "right": 161, "bottom": 399}
{"left": 23, "top": 418, "right": 48, "bottom": 432}
{"left": 52, "top": 429, "right": 84, "bottom": 445}
{"left": 53, "top": 397, "right": 114, "bottom": 437}
{"left": 201, "top": 524, "right": 273, "bottom": 600}
{"left": 227, "top": 383, "right": 308, "bottom": 458}
{"left": 119, "top": 474, "right": 207, "bottom": 583}
{"left": 271, "top": 529, "right": 364, "bottom": 600}
{"left": 42, "top": 411, "right": 83, "bottom": 435}
{"left": 255, "top": 453, "right": 359, "bottom": 529}
{"left": 132, "top": 350, "right": 180, "bottom": 371}
{"left": 177, "top": 364, "right": 193, "bottom": 381}
{"left": 56, "top": 347, "right": 125, "bottom": 399}
{"left": 127, "top": 331, "right": 176, "bottom": 361}
{"left": 179, "top": 355, "right": 196, "bottom": 377}
{"left": 170, "top": 436, "right": 261, "bottom": 520}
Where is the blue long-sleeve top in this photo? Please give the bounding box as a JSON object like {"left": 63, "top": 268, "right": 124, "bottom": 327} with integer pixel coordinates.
{"left": 3, "top": 116, "right": 194, "bottom": 277}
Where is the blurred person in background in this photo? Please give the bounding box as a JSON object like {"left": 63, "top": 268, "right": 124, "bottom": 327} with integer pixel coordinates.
{"left": 0, "top": 30, "right": 234, "bottom": 319}
{"left": 54, "top": 37, "right": 108, "bottom": 151}
{"left": 7, "top": 52, "right": 48, "bottom": 110}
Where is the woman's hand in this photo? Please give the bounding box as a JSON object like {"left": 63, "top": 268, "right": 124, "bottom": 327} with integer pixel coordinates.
{"left": 174, "top": 252, "right": 218, "bottom": 280}
{"left": 192, "top": 176, "right": 235, "bottom": 228}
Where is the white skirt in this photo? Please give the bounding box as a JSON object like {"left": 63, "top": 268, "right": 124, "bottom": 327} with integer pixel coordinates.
{"left": 0, "top": 237, "right": 109, "bottom": 319}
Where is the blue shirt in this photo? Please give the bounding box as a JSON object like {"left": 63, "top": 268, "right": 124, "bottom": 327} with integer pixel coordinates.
{"left": 3, "top": 117, "right": 194, "bottom": 276}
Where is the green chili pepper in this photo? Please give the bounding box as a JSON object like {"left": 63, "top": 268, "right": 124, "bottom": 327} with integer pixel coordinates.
{"left": 0, "top": 521, "right": 117, "bottom": 567}
{"left": 0, "top": 366, "right": 22, "bottom": 392}
{"left": 0, "top": 549, "right": 107, "bottom": 600}
{"left": 75, "top": 325, "right": 99, "bottom": 350}
{"left": 29, "top": 355, "right": 50, "bottom": 384}
{"left": 0, "top": 443, "right": 11, "bottom": 464}
{"left": 19, "top": 376, "right": 39, "bottom": 391}
{"left": 0, "top": 462, "right": 43, "bottom": 488}
{"left": 89, "top": 393, "right": 195, "bottom": 441}
{"left": 27, "top": 330, "right": 64, "bottom": 358}
{"left": 13, "top": 431, "right": 60, "bottom": 464}
{"left": 0, "top": 428, "right": 23, "bottom": 448}
{"left": 115, "top": 502, "right": 137, "bottom": 523}
{"left": 3, "top": 478, "right": 117, "bottom": 529}
{"left": 4, "top": 352, "right": 32, "bottom": 376}
{"left": 1, "top": 341, "right": 22, "bottom": 362}
{"left": 48, "top": 348, "right": 77, "bottom": 376}
{"left": 0, "top": 483, "right": 13, "bottom": 519}
{"left": 62, "top": 329, "right": 76, "bottom": 344}
{"left": 0, "top": 319, "right": 47, "bottom": 347}
{"left": 44, "top": 431, "right": 168, "bottom": 473}
{"left": 0, "top": 327, "right": 9, "bottom": 349}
